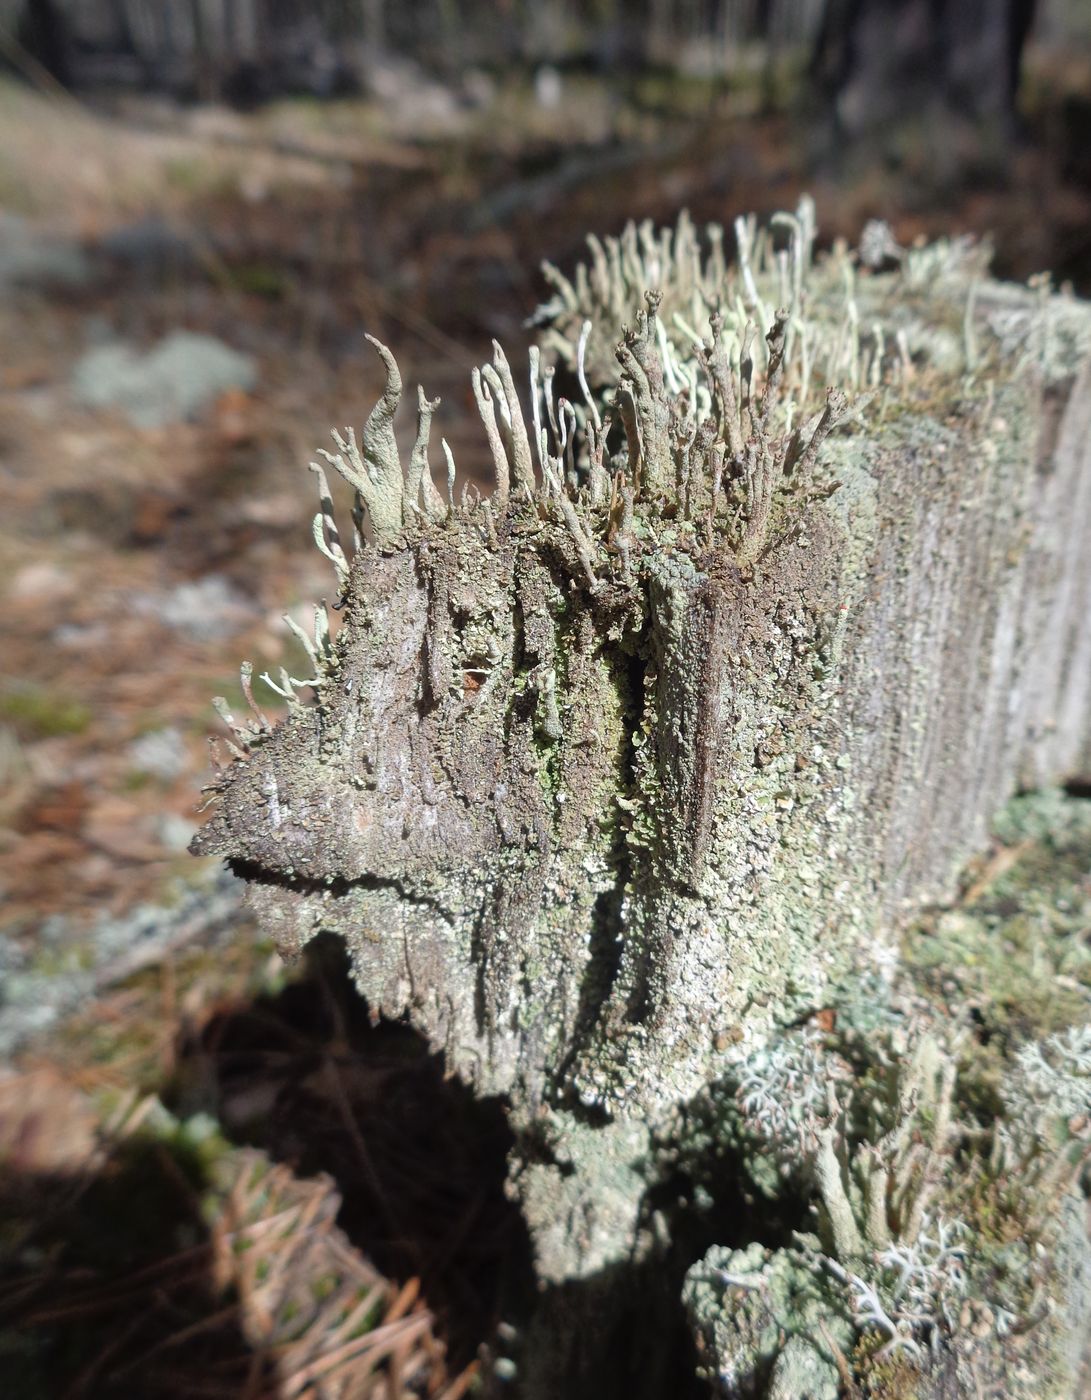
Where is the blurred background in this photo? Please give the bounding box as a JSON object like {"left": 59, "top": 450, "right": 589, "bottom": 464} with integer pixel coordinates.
{"left": 0, "top": 3, "right": 1089, "bottom": 1397}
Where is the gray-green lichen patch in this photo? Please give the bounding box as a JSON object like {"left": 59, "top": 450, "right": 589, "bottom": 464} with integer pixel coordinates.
{"left": 516, "top": 1116, "right": 652, "bottom": 1285}
{"left": 684, "top": 1241, "right": 849, "bottom": 1399}
{"left": 676, "top": 791, "right": 1091, "bottom": 1399}
{"left": 680, "top": 1020, "right": 1090, "bottom": 1398}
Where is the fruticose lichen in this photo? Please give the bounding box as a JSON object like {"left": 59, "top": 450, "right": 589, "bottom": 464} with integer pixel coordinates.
{"left": 678, "top": 794, "right": 1091, "bottom": 1398}
{"left": 678, "top": 1013, "right": 1090, "bottom": 1395}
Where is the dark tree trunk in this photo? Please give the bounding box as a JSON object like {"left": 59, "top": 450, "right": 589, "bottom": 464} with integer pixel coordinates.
{"left": 15, "top": 0, "right": 73, "bottom": 86}
{"left": 811, "top": 0, "right": 1038, "bottom": 163}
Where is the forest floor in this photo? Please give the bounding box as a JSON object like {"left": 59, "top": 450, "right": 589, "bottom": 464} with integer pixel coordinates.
{"left": 0, "top": 54, "right": 1089, "bottom": 1397}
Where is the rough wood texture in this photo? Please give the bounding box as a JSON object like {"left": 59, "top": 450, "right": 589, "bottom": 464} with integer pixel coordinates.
{"left": 193, "top": 208, "right": 1091, "bottom": 1397}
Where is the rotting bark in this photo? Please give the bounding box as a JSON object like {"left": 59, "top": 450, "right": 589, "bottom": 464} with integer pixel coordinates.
{"left": 192, "top": 204, "right": 1091, "bottom": 1398}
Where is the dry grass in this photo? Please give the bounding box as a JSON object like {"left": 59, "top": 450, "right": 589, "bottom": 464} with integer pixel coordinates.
{"left": 0, "top": 931, "right": 529, "bottom": 1398}
{"left": 0, "top": 1086, "right": 480, "bottom": 1399}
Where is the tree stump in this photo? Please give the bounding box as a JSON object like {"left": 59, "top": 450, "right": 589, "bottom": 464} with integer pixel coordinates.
{"left": 194, "top": 204, "right": 1091, "bottom": 1398}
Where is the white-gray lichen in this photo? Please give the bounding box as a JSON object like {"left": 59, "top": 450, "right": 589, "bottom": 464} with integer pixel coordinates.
{"left": 682, "top": 1010, "right": 1090, "bottom": 1397}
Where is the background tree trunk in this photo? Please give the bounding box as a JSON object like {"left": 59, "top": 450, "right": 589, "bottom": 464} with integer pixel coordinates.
{"left": 812, "top": 0, "right": 1040, "bottom": 171}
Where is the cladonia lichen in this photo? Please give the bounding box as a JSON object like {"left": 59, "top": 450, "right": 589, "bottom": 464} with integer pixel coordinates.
{"left": 681, "top": 1014, "right": 1090, "bottom": 1397}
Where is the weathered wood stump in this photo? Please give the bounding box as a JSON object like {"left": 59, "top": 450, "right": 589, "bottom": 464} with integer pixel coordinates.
{"left": 194, "top": 205, "right": 1091, "bottom": 1398}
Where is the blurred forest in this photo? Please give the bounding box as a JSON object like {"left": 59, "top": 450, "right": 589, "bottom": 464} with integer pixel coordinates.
{"left": 0, "top": 2, "right": 1090, "bottom": 1397}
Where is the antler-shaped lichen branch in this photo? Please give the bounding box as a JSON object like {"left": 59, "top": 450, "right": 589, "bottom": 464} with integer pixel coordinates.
{"left": 308, "top": 462, "right": 351, "bottom": 589}
{"left": 616, "top": 292, "right": 672, "bottom": 495}
{"left": 695, "top": 309, "right": 745, "bottom": 461}
{"left": 318, "top": 334, "right": 405, "bottom": 548}
{"left": 473, "top": 365, "right": 511, "bottom": 510}
{"left": 490, "top": 340, "right": 535, "bottom": 494}
{"left": 406, "top": 385, "right": 446, "bottom": 526}
{"left": 791, "top": 388, "right": 852, "bottom": 478}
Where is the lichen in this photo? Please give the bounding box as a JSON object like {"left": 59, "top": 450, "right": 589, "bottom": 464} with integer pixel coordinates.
{"left": 676, "top": 793, "right": 1091, "bottom": 1397}
{"left": 680, "top": 1008, "right": 1089, "bottom": 1397}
